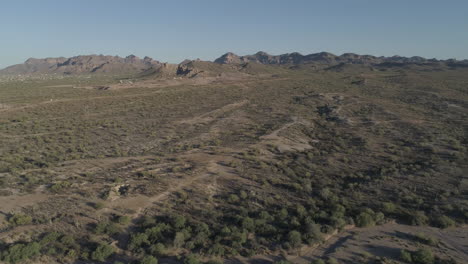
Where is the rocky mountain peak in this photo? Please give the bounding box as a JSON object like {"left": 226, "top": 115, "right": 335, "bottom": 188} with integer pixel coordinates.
{"left": 1, "top": 54, "right": 161, "bottom": 75}
{"left": 255, "top": 51, "right": 270, "bottom": 56}
{"left": 213, "top": 51, "right": 464, "bottom": 66}
{"left": 214, "top": 52, "right": 242, "bottom": 64}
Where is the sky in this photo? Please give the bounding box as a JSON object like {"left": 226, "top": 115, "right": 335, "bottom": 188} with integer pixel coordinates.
{"left": 0, "top": 0, "right": 467, "bottom": 68}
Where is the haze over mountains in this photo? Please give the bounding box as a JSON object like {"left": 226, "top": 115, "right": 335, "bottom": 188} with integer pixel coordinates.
{"left": 1, "top": 51, "right": 467, "bottom": 76}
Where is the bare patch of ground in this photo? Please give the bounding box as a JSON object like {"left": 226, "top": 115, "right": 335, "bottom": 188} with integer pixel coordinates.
{"left": 177, "top": 100, "right": 249, "bottom": 125}
{"left": 41, "top": 84, "right": 74, "bottom": 88}
{"left": 0, "top": 192, "right": 49, "bottom": 214}
{"left": 107, "top": 149, "right": 240, "bottom": 219}
{"left": 257, "top": 117, "right": 314, "bottom": 153}
{"left": 0, "top": 103, "right": 11, "bottom": 109}
{"left": 75, "top": 74, "right": 256, "bottom": 91}
{"left": 289, "top": 223, "right": 468, "bottom": 264}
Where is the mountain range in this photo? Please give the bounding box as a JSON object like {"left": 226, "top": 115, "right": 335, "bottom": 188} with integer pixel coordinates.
{"left": 1, "top": 51, "right": 467, "bottom": 76}
{"left": 0, "top": 55, "right": 161, "bottom": 75}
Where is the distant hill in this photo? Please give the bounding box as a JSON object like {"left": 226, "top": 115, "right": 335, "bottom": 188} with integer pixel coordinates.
{"left": 140, "top": 59, "right": 282, "bottom": 79}
{"left": 2, "top": 52, "right": 467, "bottom": 76}
{"left": 138, "top": 60, "right": 240, "bottom": 79}
{"left": 214, "top": 51, "right": 467, "bottom": 66}
{"left": 0, "top": 55, "right": 161, "bottom": 75}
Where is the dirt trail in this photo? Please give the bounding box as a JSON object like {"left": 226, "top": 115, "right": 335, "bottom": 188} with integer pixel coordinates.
{"left": 241, "top": 223, "right": 468, "bottom": 264}
{"left": 285, "top": 225, "right": 355, "bottom": 264}
{"left": 0, "top": 75, "right": 287, "bottom": 114}
{"left": 177, "top": 100, "right": 249, "bottom": 125}
{"left": 434, "top": 227, "right": 468, "bottom": 259}
{"left": 0, "top": 130, "right": 73, "bottom": 139}
{"left": 261, "top": 117, "right": 303, "bottom": 139}
{"left": 257, "top": 117, "right": 313, "bottom": 153}
{"left": 0, "top": 82, "right": 195, "bottom": 114}
{"left": 108, "top": 150, "right": 238, "bottom": 219}
{"left": 0, "top": 91, "right": 162, "bottom": 113}
{"left": 106, "top": 99, "right": 249, "bottom": 218}
{"left": 41, "top": 85, "right": 74, "bottom": 88}
{"left": 0, "top": 190, "right": 50, "bottom": 235}
{"left": 287, "top": 223, "right": 468, "bottom": 264}
{"left": 0, "top": 192, "right": 49, "bottom": 214}
{"left": 109, "top": 171, "right": 211, "bottom": 219}
{"left": 0, "top": 77, "right": 226, "bottom": 114}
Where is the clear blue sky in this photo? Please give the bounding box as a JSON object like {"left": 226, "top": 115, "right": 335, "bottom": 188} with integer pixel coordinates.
{"left": 1, "top": 0, "right": 467, "bottom": 68}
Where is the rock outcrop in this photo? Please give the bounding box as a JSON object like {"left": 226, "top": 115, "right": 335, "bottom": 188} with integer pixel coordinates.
{"left": 2, "top": 52, "right": 467, "bottom": 76}
{"left": 0, "top": 55, "right": 161, "bottom": 75}
{"left": 214, "top": 51, "right": 465, "bottom": 66}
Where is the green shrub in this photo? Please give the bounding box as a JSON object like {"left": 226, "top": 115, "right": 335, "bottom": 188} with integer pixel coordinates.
{"left": 208, "top": 243, "right": 225, "bottom": 256}
{"left": 173, "top": 215, "right": 186, "bottom": 230}
{"left": 382, "top": 202, "right": 396, "bottom": 213}
{"left": 8, "top": 214, "right": 33, "bottom": 226}
{"left": 128, "top": 233, "right": 149, "bottom": 251}
{"left": 409, "top": 211, "right": 428, "bottom": 226}
{"left": 227, "top": 194, "right": 240, "bottom": 204}
{"left": 174, "top": 232, "right": 186, "bottom": 248}
{"left": 414, "top": 233, "right": 438, "bottom": 246}
{"left": 184, "top": 254, "right": 201, "bottom": 264}
{"left": 287, "top": 230, "right": 302, "bottom": 248}
{"left": 3, "top": 243, "right": 39, "bottom": 263}
{"left": 91, "top": 243, "right": 115, "bottom": 262}
{"left": 432, "top": 215, "right": 455, "bottom": 228}
{"left": 239, "top": 190, "right": 248, "bottom": 199}
{"left": 116, "top": 215, "right": 131, "bottom": 225}
{"left": 305, "top": 223, "right": 323, "bottom": 243}
{"left": 274, "top": 260, "right": 290, "bottom": 264}
{"left": 92, "top": 201, "right": 105, "bottom": 210}
{"left": 241, "top": 217, "right": 255, "bottom": 232}
{"left": 49, "top": 181, "right": 71, "bottom": 193}
{"left": 374, "top": 212, "right": 385, "bottom": 224}
{"left": 312, "top": 260, "right": 326, "bottom": 264}
{"left": 94, "top": 221, "right": 121, "bottom": 235}
{"left": 356, "top": 212, "right": 375, "bottom": 227}
{"left": 205, "top": 260, "right": 223, "bottom": 264}
{"left": 412, "top": 248, "right": 434, "bottom": 264}
{"left": 39, "top": 232, "right": 61, "bottom": 245}
{"left": 148, "top": 243, "right": 166, "bottom": 256}
{"left": 60, "top": 234, "right": 76, "bottom": 246}
{"left": 1, "top": 242, "right": 41, "bottom": 264}
{"left": 140, "top": 255, "right": 158, "bottom": 264}
{"left": 400, "top": 249, "right": 412, "bottom": 262}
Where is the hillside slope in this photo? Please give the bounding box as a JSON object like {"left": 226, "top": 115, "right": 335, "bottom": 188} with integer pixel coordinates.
{"left": 214, "top": 51, "right": 468, "bottom": 67}
{"left": 3, "top": 51, "right": 467, "bottom": 77}
{"left": 0, "top": 55, "right": 161, "bottom": 75}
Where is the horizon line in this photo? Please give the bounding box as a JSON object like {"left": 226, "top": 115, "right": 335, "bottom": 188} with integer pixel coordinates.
{"left": 2, "top": 50, "right": 467, "bottom": 70}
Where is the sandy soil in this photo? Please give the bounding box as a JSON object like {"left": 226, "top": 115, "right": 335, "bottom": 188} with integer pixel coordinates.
{"left": 287, "top": 223, "right": 468, "bottom": 264}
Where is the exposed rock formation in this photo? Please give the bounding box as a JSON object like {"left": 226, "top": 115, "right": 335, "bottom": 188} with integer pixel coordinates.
{"left": 214, "top": 51, "right": 466, "bottom": 66}
{"left": 0, "top": 55, "right": 161, "bottom": 75}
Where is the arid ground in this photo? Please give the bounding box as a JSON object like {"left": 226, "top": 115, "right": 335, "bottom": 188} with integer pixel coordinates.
{"left": 0, "top": 60, "right": 467, "bottom": 264}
